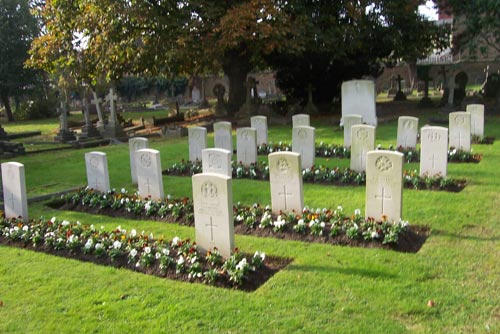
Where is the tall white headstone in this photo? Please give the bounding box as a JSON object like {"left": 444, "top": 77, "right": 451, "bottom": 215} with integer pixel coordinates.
{"left": 449, "top": 111, "right": 471, "bottom": 152}
{"left": 397, "top": 116, "right": 419, "bottom": 149}
{"left": 84, "top": 151, "right": 111, "bottom": 193}
{"left": 420, "top": 126, "right": 448, "bottom": 177}
{"left": 236, "top": 127, "right": 257, "bottom": 167}
{"left": 135, "top": 148, "right": 164, "bottom": 200}
{"left": 292, "top": 126, "right": 315, "bottom": 169}
{"left": 341, "top": 80, "right": 377, "bottom": 126}
{"left": 192, "top": 173, "right": 234, "bottom": 258}
{"left": 129, "top": 137, "right": 149, "bottom": 184}
{"left": 213, "top": 121, "right": 233, "bottom": 154}
{"left": 343, "top": 114, "right": 363, "bottom": 148}
{"left": 250, "top": 115, "right": 268, "bottom": 146}
{"left": 1, "top": 162, "right": 28, "bottom": 222}
{"left": 350, "top": 124, "right": 375, "bottom": 172}
{"left": 202, "top": 148, "right": 232, "bottom": 177}
{"left": 268, "top": 152, "right": 304, "bottom": 215}
{"left": 188, "top": 127, "right": 207, "bottom": 162}
{"left": 292, "top": 114, "right": 310, "bottom": 127}
{"left": 466, "top": 104, "right": 484, "bottom": 139}
{"left": 365, "top": 150, "right": 404, "bottom": 222}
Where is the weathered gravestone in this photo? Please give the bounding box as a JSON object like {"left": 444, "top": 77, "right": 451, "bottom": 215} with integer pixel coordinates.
{"left": 466, "top": 104, "right": 484, "bottom": 139}
{"left": 343, "top": 114, "right": 363, "bottom": 148}
{"left": 341, "top": 80, "right": 377, "bottom": 126}
{"left": 91, "top": 91, "right": 105, "bottom": 128}
{"left": 350, "top": 124, "right": 375, "bottom": 172}
{"left": 236, "top": 127, "right": 257, "bottom": 167}
{"left": 420, "top": 126, "right": 448, "bottom": 177}
{"left": 188, "top": 127, "right": 207, "bottom": 162}
{"left": 55, "top": 101, "right": 76, "bottom": 142}
{"left": 268, "top": 152, "right": 303, "bottom": 215}
{"left": 103, "top": 88, "right": 126, "bottom": 139}
{"left": 192, "top": 173, "right": 234, "bottom": 258}
{"left": 129, "top": 137, "right": 149, "bottom": 184}
{"left": 213, "top": 121, "right": 233, "bottom": 154}
{"left": 85, "top": 151, "right": 111, "bottom": 193}
{"left": 202, "top": 148, "right": 232, "bottom": 177}
{"left": 397, "top": 116, "right": 419, "bottom": 149}
{"left": 1, "top": 162, "right": 28, "bottom": 222}
{"left": 292, "top": 114, "right": 310, "bottom": 127}
{"left": 292, "top": 126, "right": 315, "bottom": 169}
{"left": 250, "top": 115, "right": 268, "bottom": 146}
{"left": 449, "top": 111, "right": 471, "bottom": 152}
{"left": 365, "top": 150, "right": 403, "bottom": 222}
{"left": 135, "top": 148, "right": 164, "bottom": 200}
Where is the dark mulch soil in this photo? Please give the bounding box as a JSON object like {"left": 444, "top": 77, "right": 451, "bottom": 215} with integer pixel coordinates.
{"left": 0, "top": 238, "right": 291, "bottom": 292}
{"left": 48, "top": 200, "right": 430, "bottom": 253}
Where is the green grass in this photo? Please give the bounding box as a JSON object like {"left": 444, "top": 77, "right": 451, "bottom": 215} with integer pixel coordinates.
{"left": 0, "top": 103, "right": 499, "bottom": 333}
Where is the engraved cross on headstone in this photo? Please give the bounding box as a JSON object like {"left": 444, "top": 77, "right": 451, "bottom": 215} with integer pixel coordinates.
{"left": 374, "top": 187, "right": 391, "bottom": 214}
{"left": 360, "top": 149, "right": 366, "bottom": 169}
{"left": 9, "top": 193, "right": 15, "bottom": 210}
{"left": 429, "top": 154, "right": 440, "bottom": 169}
{"left": 278, "top": 185, "right": 292, "bottom": 210}
{"left": 205, "top": 217, "right": 218, "bottom": 241}
{"left": 144, "top": 178, "right": 151, "bottom": 193}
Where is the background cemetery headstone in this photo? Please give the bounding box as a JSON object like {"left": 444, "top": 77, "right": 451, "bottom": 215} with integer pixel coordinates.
{"left": 1, "top": 162, "right": 28, "bottom": 222}
{"left": 135, "top": 148, "right": 164, "bottom": 200}
{"left": 55, "top": 101, "right": 76, "bottom": 142}
{"left": 192, "top": 173, "right": 234, "bottom": 258}
{"left": 91, "top": 90, "right": 105, "bottom": 128}
{"left": 213, "top": 121, "right": 233, "bottom": 154}
{"left": 292, "top": 126, "right": 315, "bottom": 169}
{"left": 396, "top": 116, "right": 419, "bottom": 148}
{"left": 341, "top": 80, "right": 377, "bottom": 126}
{"left": 188, "top": 127, "right": 208, "bottom": 161}
{"left": 102, "top": 88, "right": 126, "bottom": 139}
{"left": 420, "top": 126, "right": 448, "bottom": 177}
{"left": 129, "top": 137, "right": 149, "bottom": 184}
{"left": 343, "top": 114, "right": 363, "bottom": 148}
{"left": 449, "top": 111, "right": 471, "bottom": 152}
{"left": 80, "top": 96, "right": 101, "bottom": 139}
{"left": 466, "top": 104, "right": 484, "bottom": 139}
{"left": 268, "top": 152, "right": 304, "bottom": 215}
{"left": 350, "top": 124, "right": 375, "bottom": 172}
{"left": 236, "top": 127, "right": 257, "bottom": 166}
{"left": 292, "top": 114, "right": 310, "bottom": 127}
{"left": 365, "top": 151, "right": 404, "bottom": 222}
{"left": 202, "top": 148, "right": 232, "bottom": 177}
{"left": 250, "top": 115, "right": 268, "bottom": 146}
{"left": 84, "top": 151, "right": 111, "bottom": 193}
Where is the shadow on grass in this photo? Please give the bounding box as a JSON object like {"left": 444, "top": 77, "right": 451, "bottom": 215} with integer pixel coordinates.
{"left": 432, "top": 229, "right": 500, "bottom": 242}
{"left": 286, "top": 263, "right": 398, "bottom": 280}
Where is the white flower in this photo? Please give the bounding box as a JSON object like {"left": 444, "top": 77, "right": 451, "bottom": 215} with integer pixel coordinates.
{"left": 337, "top": 206, "right": 343, "bottom": 212}
{"left": 121, "top": 188, "right": 126, "bottom": 194}
{"left": 177, "top": 256, "right": 185, "bottom": 265}
{"left": 162, "top": 248, "right": 170, "bottom": 255}
{"left": 144, "top": 246, "right": 151, "bottom": 254}
{"left": 113, "top": 240, "right": 122, "bottom": 249}
{"left": 297, "top": 219, "right": 305, "bottom": 226}
{"left": 130, "top": 229, "right": 137, "bottom": 237}
{"left": 168, "top": 203, "right": 174, "bottom": 209}
{"left": 320, "top": 222, "right": 326, "bottom": 228}
{"left": 155, "top": 252, "right": 161, "bottom": 259}
{"left": 95, "top": 243, "right": 103, "bottom": 250}
{"left": 50, "top": 217, "right": 56, "bottom": 223}
{"left": 84, "top": 239, "right": 93, "bottom": 249}
{"left": 135, "top": 261, "right": 140, "bottom": 268}
{"left": 144, "top": 201, "right": 151, "bottom": 211}
{"left": 130, "top": 249, "right": 138, "bottom": 258}
{"left": 22, "top": 225, "right": 29, "bottom": 231}
{"left": 254, "top": 251, "right": 266, "bottom": 261}
{"left": 62, "top": 220, "right": 70, "bottom": 226}
{"left": 354, "top": 209, "right": 361, "bottom": 216}
{"left": 67, "top": 234, "right": 78, "bottom": 243}
{"left": 236, "top": 214, "right": 244, "bottom": 222}
{"left": 371, "top": 231, "right": 380, "bottom": 239}
{"left": 172, "top": 237, "right": 180, "bottom": 245}
{"left": 236, "top": 258, "right": 248, "bottom": 271}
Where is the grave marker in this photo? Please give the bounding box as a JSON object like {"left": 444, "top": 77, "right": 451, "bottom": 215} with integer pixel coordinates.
{"left": 188, "top": 127, "right": 208, "bottom": 162}
{"left": 268, "top": 152, "right": 304, "bottom": 214}
{"left": 420, "top": 126, "right": 448, "bottom": 177}
{"left": 365, "top": 150, "right": 403, "bottom": 222}
{"left": 397, "top": 116, "right": 419, "bottom": 148}
{"left": 192, "top": 173, "right": 234, "bottom": 258}
{"left": 1, "top": 162, "right": 28, "bottom": 222}
{"left": 350, "top": 124, "right": 375, "bottom": 172}
{"left": 292, "top": 126, "right": 315, "bottom": 169}
{"left": 466, "top": 104, "right": 484, "bottom": 139}
{"left": 236, "top": 127, "right": 257, "bottom": 167}
{"left": 84, "top": 151, "right": 111, "bottom": 193}
{"left": 250, "top": 115, "right": 268, "bottom": 146}
{"left": 202, "top": 148, "right": 232, "bottom": 177}
{"left": 449, "top": 111, "right": 471, "bottom": 152}
{"left": 341, "top": 80, "right": 377, "bottom": 126}
{"left": 292, "top": 114, "right": 310, "bottom": 127}
{"left": 213, "top": 121, "right": 233, "bottom": 153}
{"left": 135, "top": 148, "right": 164, "bottom": 200}
{"left": 343, "top": 114, "right": 363, "bottom": 148}
{"left": 129, "top": 137, "right": 149, "bottom": 184}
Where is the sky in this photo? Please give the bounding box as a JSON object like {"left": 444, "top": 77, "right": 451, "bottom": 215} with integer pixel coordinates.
{"left": 418, "top": 0, "right": 439, "bottom": 21}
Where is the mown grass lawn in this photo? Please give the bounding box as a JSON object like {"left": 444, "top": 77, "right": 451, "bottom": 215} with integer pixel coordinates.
{"left": 0, "top": 103, "right": 499, "bottom": 333}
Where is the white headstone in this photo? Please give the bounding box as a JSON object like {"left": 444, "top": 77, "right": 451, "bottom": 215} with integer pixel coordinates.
{"left": 213, "top": 121, "right": 233, "bottom": 154}
{"left": 365, "top": 150, "right": 404, "bottom": 222}
{"left": 250, "top": 115, "right": 268, "bottom": 145}
{"left": 192, "top": 173, "right": 234, "bottom": 258}
{"left": 129, "top": 137, "right": 149, "bottom": 184}
{"left": 420, "top": 126, "right": 448, "bottom": 177}
{"left": 236, "top": 127, "right": 257, "bottom": 167}
{"left": 135, "top": 149, "right": 164, "bottom": 200}
{"left": 396, "top": 116, "right": 419, "bottom": 149}
{"left": 466, "top": 104, "right": 484, "bottom": 139}
{"left": 268, "top": 152, "right": 304, "bottom": 215}
{"left": 202, "top": 148, "right": 232, "bottom": 177}
{"left": 350, "top": 124, "right": 375, "bottom": 172}
{"left": 343, "top": 114, "right": 363, "bottom": 148}
{"left": 105, "top": 88, "right": 118, "bottom": 126}
{"left": 192, "top": 86, "right": 201, "bottom": 103}
{"left": 85, "top": 151, "right": 111, "bottom": 193}
{"left": 292, "top": 114, "right": 310, "bottom": 127}
{"left": 1, "top": 162, "right": 28, "bottom": 222}
{"left": 449, "top": 111, "right": 471, "bottom": 152}
{"left": 188, "top": 127, "right": 207, "bottom": 162}
{"left": 341, "top": 80, "right": 377, "bottom": 126}
{"left": 292, "top": 126, "right": 315, "bottom": 169}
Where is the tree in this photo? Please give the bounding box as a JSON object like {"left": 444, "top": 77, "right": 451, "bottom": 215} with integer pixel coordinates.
{"left": 0, "top": 0, "right": 39, "bottom": 121}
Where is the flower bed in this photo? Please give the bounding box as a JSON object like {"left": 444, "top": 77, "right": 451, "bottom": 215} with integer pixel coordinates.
{"left": 49, "top": 188, "right": 429, "bottom": 253}
{"left": 163, "top": 160, "right": 467, "bottom": 192}
{"left": 257, "top": 142, "right": 482, "bottom": 163}
{"left": 0, "top": 216, "right": 290, "bottom": 291}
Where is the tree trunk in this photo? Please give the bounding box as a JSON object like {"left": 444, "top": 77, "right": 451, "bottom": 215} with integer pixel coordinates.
{"left": 1, "top": 91, "right": 15, "bottom": 122}
{"left": 222, "top": 51, "right": 252, "bottom": 116}
{"left": 407, "top": 61, "right": 417, "bottom": 93}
